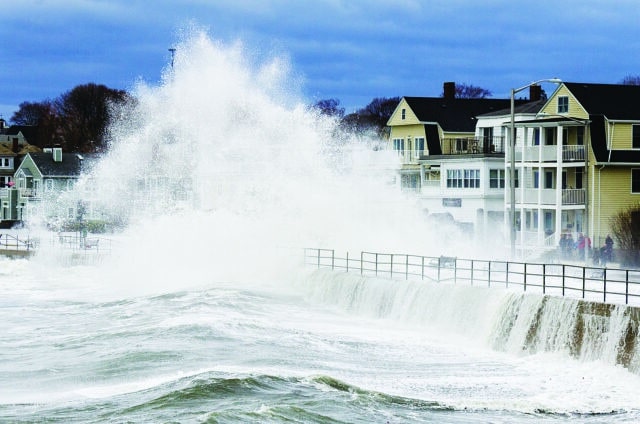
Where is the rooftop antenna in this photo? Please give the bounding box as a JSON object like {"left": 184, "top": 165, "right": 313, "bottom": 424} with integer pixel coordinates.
{"left": 168, "top": 48, "right": 176, "bottom": 70}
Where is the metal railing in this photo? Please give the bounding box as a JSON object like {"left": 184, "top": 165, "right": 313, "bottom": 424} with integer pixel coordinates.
{"left": 441, "top": 136, "right": 505, "bottom": 155}
{"left": 303, "top": 248, "right": 640, "bottom": 307}
{"left": 0, "top": 233, "right": 38, "bottom": 251}
{"left": 55, "top": 233, "right": 113, "bottom": 253}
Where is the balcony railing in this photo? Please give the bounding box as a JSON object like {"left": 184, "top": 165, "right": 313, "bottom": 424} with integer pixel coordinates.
{"left": 441, "top": 136, "right": 505, "bottom": 155}
{"left": 510, "top": 188, "right": 586, "bottom": 206}
{"left": 562, "top": 188, "right": 586, "bottom": 205}
{"left": 518, "top": 144, "right": 585, "bottom": 162}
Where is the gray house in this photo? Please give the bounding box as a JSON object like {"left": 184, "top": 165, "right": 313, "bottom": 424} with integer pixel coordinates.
{"left": 4, "top": 148, "right": 93, "bottom": 223}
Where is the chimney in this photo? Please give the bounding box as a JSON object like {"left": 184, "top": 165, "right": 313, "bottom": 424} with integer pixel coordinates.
{"left": 443, "top": 82, "right": 456, "bottom": 100}
{"left": 53, "top": 147, "right": 62, "bottom": 162}
{"left": 529, "top": 84, "right": 542, "bottom": 101}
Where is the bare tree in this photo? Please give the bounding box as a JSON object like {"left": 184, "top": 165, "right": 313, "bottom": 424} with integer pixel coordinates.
{"left": 312, "top": 98, "right": 345, "bottom": 118}
{"left": 10, "top": 100, "right": 60, "bottom": 147}
{"left": 55, "top": 83, "right": 129, "bottom": 152}
{"left": 620, "top": 75, "right": 640, "bottom": 85}
{"left": 609, "top": 204, "right": 640, "bottom": 266}
{"left": 442, "top": 83, "right": 492, "bottom": 99}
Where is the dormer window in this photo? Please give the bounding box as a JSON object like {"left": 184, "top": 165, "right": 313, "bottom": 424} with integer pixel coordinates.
{"left": 401, "top": 108, "right": 406, "bottom": 120}
{"left": 557, "top": 96, "right": 569, "bottom": 114}
{"left": 633, "top": 124, "right": 640, "bottom": 149}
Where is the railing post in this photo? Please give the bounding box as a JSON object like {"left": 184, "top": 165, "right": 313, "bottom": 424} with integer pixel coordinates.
{"left": 582, "top": 266, "right": 586, "bottom": 299}
{"left": 375, "top": 253, "right": 378, "bottom": 276}
{"left": 470, "top": 260, "right": 474, "bottom": 286}
{"left": 524, "top": 263, "right": 527, "bottom": 292}
{"left": 360, "top": 251, "right": 364, "bottom": 275}
{"left": 626, "top": 270, "right": 629, "bottom": 304}
{"left": 317, "top": 249, "right": 320, "bottom": 268}
{"left": 332, "top": 249, "right": 335, "bottom": 270}
{"left": 454, "top": 259, "right": 457, "bottom": 284}
{"left": 562, "top": 265, "right": 565, "bottom": 297}
{"left": 405, "top": 255, "right": 409, "bottom": 280}
{"left": 346, "top": 251, "right": 349, "bottom": 273}
{"left": 488, "top": 261, "right": 491, "bottom": 288}
{"left": 421, "top": 256, "right": 424, "bottom": 280}
{"left": 542, "top": 264, "right": 546, "bottom": 294}
{"left": 603, "top": 268, "right": 607, "bottom": 303}
{"left": 390, "top": 254, "right": 393, "bottom": 278}
{"left": 506, "top": 262, "right": 509, "bottom": 288}
{"left": 437, "top": 257, "right": 441, "bottom": 282}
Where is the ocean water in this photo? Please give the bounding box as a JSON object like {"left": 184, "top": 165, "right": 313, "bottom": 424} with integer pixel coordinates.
{"left": 2, "top": 261, "right": 640, "bottom": 423}
{"left": 3, "top": 29, "right": 640, "bottom": 423}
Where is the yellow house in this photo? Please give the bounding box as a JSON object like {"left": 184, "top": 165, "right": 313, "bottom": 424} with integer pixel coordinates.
{"left": 387, "top": 82, "right": 529, "bottom": 191}
{"left": 512, "top": 82, "right": 640, "bottom": 255}
{"left": 386, "top": 82, "right": 534, "bottom": 240}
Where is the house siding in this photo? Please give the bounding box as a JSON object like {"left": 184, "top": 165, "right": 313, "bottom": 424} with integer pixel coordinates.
{"left": 541, "top": 85, "right": 589, "bottom": 120}
{"left": 387, "top": 99, "right": 421, "bottom": 126}
{"left": 608, "top": 122, "right": 637, "bottom": 149}
{"left": 592, "top": 167, "right": 640, "bottom": 244}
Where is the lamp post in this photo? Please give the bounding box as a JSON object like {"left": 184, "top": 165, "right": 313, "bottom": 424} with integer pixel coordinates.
{"left": 510, "top": 78, "right": 562, "bottom": 258}
{"left": 168, "top": 48, "right": 176, "bottom": 70}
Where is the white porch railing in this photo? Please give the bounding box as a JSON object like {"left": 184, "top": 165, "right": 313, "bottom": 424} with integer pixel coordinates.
{"left": 517, "top": 144, "right": 585, "bottom": 162}
{"left": 514, "top": 188, "right": 585, "bottom": 205}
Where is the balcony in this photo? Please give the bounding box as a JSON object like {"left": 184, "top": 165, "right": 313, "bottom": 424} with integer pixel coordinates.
{"left": 518, "top": 144, "right": 585, "bottom": 162}
{"left": 509, "top": 188, "right": 586, "bottom": 206}
{"left": 440, "top": 136, "right": 505, "bottom": 155}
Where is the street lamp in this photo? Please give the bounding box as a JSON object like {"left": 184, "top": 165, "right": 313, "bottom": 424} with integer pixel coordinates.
{"left": 510, "top": 78, "right": 562, "bottom": 259}
{"left": 168, "top": 48, "right": 176, "bottom": 70}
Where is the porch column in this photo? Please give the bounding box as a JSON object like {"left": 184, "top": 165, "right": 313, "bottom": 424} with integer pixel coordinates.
{"left": 556, "top": 126, "right": 563, "bottom": 207}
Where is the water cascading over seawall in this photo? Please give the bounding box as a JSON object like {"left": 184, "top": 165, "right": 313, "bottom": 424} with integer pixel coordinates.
{"left": 301, "top": 268, "right": 640, "bottom": 373}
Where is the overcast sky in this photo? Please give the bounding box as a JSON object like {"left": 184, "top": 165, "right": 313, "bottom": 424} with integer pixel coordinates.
{"left": 2, "top": 0, "right": 640, "bottom": 121}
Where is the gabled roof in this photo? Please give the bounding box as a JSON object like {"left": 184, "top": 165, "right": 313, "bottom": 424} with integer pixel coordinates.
{"left": 4, "top": 125, "right": 38, "bottom": 141}
{"left": 402, "top": 97, "right": 528, "bottom": 132}
{"left": 563, "top": 82, "right": 640, "bottom": 120}
{"left": 27, "top": 152, "right": 95, "bottom": 177}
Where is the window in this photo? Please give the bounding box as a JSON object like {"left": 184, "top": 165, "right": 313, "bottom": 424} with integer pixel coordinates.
{"left": 401, "top": 108, "right": 406, "bottom": 120}
{"left": 447, "top": 169, "right": 480, "bottom": 188}
{"left": 577, "top": 127, "right": 584, "bottom": 145}
{"left": 489, "top": 169, "right": 505, "bottom": 188}
{"left": 545, "top": 127, "right": 555, "bottom": 145}
{"left": 545, "top": 170, "right": 554, "bottom": 189}
{"left": 414, "top": 137, "right": 425, "bottom": 157}
{"left": 533, "top": 128, "right": 540, "bottom": 146}
{"left": 533, "top": 170, "right": 539, "bottom": 189}
{"left": 633, "top": 169, "right": 640, "bottom": 193}
{"left": 392, "top": 138, "right": 404, "bottom": 152}
{"left": 558, "top": 96, "right": 569, "bottom": 113}
{"left": 575, "top": 168, "right": 583, "bottom": 189}
{"left": 633, "top": 125, "right": 640, "bottom": 149}
{"left": 45, "top": 179, "right": 54, "bottom": 191}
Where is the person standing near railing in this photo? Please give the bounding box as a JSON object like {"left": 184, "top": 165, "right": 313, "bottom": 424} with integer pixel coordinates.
{"left": 604, "top": 235, "right": 614, "bottom": 264}
{"left": 577, "top": 233, "right": 586, "bottom": 261}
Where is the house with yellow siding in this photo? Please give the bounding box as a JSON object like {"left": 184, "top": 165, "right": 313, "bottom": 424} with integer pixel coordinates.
{"left": 510, "top": 82, "right": 640, "bottom": 258}
{"left": 386, "top": 82, "right": 531, "bottom": 237}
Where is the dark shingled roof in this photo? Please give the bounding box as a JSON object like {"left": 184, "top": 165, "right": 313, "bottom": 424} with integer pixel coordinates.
{"left": 4, "top": 125, "right": 38, "bottom": 143}
{"left": 564, "top": 82, "right": 640, "bottom": 120}
{"left": 403, "top": 97, "right": 529, "bottom": 132}
{"left": 478, "top": 99, "right": 547, "bottom": 117}
{"left": 29, "top": 152, "right": 95, "bottom": 177}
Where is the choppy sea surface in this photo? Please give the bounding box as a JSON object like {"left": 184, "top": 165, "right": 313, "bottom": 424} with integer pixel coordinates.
{"left": 2, "top": 257, "right": 640, "bottom": 424}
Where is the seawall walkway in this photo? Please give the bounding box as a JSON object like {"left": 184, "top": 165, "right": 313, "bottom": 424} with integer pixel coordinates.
{"left": 303, "top": 248, "right": 640, "bottom": 308}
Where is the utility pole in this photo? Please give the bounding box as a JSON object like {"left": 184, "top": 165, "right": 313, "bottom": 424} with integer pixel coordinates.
{"left": 168, "top": 48, "right": 176, "bottom": 70}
